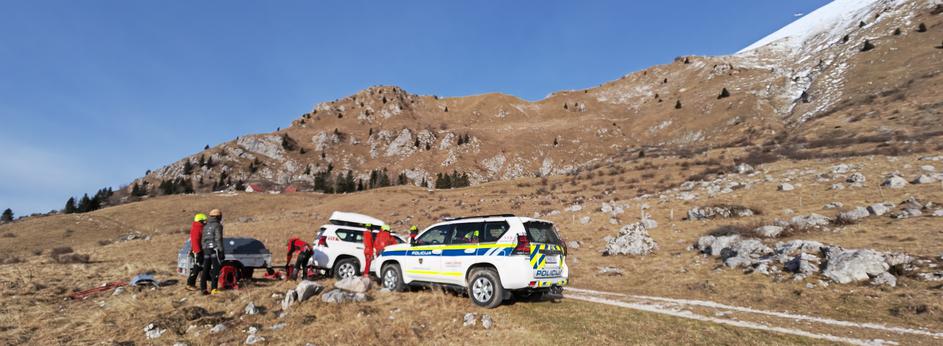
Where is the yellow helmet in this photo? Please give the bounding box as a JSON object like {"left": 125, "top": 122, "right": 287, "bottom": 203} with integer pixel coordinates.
{"left": 382, "top": 225, "right": 391, "bottom": 231}
{"left": 194, "top": 213, "right": 208, "bottom": 222}
{"left": 409, "top": 225, "right": 418, "bottom": 231}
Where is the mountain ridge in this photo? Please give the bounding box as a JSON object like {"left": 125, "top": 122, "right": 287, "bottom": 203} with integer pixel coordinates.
{"left": 120, "top": 0, "right": 941, "bottom": 202}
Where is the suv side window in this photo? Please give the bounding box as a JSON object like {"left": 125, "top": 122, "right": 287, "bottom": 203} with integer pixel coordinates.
{"left": 449, "top": 222, "right": 483, "bottom": 244}
{"left": 415, "top": 225, "right": 451, "bottom": 245}
{"left": 481, "top": 221, "right": 510, "bottom": 243}
{"left": 335, "top": 229, "right": 364, "bottom": 243}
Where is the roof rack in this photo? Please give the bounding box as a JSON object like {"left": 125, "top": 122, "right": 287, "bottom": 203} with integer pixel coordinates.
{"left": 441, "top": 214, "right": 515, "bottom": 221}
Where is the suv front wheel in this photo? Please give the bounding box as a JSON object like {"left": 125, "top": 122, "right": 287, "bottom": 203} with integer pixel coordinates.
{"left": 468, "top": 268, "right": 505, "bottom": 308}
{"left": 333, "top": 258, "right": 359, "bottom": 280}
{"left": 381, "top": 263, "right": 406, "bottom": 292}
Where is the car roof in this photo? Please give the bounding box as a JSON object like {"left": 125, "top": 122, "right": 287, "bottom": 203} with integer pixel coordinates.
{"left": 429, "top": 216, "right": 553, "bottom": 228}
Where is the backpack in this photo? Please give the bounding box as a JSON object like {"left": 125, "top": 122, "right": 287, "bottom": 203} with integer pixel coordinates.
{"left": 217, "top": 265, "right": 240, "bottom": 290}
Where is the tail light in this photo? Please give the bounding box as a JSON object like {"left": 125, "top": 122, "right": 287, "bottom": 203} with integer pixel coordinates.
{"left": 512, "top": 234, "right": 530, "bottom": 255}
{"left": 317, "top": 235, "right": 328, "bottom": 247}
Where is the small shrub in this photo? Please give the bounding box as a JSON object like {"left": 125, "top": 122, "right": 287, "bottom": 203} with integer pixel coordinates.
{"left": 916, "top": 23, "right": 927, "bottom": 33}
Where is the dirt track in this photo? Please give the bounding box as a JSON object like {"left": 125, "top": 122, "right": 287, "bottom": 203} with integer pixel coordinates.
{"left": 566, "top": 287, "right": 943, "bottom": 346}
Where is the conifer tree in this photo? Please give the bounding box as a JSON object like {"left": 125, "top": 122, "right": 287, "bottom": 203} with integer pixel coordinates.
{"left": 916, "top": 23, "right": 927, "bottom": 32}
{"left": 1, "top": 208, "right": 13, "bottom": 222}
{"left": 717, "top": 88, "right": 730, "bottom": 99}
{"left": 675, "top": 100, "right": 682, "bottom": 109}
{"left": 64, "top": 197, "right": 77, "bottom": 214}
{"left": 861, "top": 39, "right": 875, "bottom": 52}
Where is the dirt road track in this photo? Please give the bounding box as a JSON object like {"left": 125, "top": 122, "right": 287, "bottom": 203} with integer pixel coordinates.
{"left": 566, "top": 287, "right": 943, "bottom": 346}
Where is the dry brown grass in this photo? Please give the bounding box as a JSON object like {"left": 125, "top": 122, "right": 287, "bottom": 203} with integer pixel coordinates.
{"left": 2, "top": 151, "right": 943, "bottom": 344}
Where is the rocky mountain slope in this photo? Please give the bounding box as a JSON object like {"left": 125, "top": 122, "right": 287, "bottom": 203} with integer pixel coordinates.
{"left": 132, "top": 0, "right": 941, "bottom": 196}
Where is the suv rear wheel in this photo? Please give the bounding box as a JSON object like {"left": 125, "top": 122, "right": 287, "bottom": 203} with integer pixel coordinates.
{"left": 333, "top": 258, "right": 359, "bottom": 280}
{"left": 381, "top": 263, "right": 406, "bottom": 292}
{"left": 468, "top": 268, "right": 504, "bottom": 308}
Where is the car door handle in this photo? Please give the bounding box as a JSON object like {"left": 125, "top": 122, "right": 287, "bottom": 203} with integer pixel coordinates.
{"left": 432, "top": 249, "right": 442, "bottom": 255}
{"left": 355, "top": 246, "right": 364, "bottom": 250}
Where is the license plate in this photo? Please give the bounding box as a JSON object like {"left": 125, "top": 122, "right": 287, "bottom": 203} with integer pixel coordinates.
{"left": 545, "top": 255, "right": 559, "bottom": 265}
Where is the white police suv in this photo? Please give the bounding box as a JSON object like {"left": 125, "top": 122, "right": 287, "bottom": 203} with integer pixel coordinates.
{"left": 372, "top": 214, "right": 569, "bottom": 308}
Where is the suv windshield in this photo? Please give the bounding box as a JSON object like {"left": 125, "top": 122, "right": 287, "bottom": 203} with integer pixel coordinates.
{"left": 523, "top": 221, "right": 562, "bottom": 245}
{"left": 416, "top": 225, "right": 451, "bottom": 245}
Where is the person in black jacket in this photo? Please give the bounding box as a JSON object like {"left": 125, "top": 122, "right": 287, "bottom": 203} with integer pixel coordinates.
{"left": 200, "top": 209, "right": 225, "bottom": 294}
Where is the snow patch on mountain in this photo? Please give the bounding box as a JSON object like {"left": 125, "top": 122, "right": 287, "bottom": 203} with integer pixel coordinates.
{"left": 738, "top": 0, "right": 884, "bottom": 55}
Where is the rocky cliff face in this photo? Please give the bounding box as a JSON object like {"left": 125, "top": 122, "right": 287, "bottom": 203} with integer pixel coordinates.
{"left": 132, "top": 0, "right": 943, "bottom": 194}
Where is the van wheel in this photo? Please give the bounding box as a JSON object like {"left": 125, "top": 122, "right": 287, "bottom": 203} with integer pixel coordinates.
{"left": 333, "top": 258, "right": 359, "bottom": 280}
{"left": 468, "top": 268, "right": 504, "bottom": 308}
{"left": 381, "top": 263, "right": 406, "bottom": 292}
{"left": 241, "top": 267, "right": 254, "bottom": 280}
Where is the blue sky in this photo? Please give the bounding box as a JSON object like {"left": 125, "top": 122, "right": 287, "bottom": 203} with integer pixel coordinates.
{"left": 0, "top": 0, "right": 830, "bottom": 216}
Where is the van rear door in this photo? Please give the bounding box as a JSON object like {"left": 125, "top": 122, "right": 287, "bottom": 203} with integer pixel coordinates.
{"left": 523, "top": 221, "right": 564, "bottom": 276}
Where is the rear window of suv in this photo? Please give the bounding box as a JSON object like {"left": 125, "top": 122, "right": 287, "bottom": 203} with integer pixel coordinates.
{"left": 523, "top": 221, "right": 562, "bottom": 245}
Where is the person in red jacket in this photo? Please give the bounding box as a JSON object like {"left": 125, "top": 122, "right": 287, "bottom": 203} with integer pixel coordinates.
{"left": 362, "top": 224, "right": 375, "bottom": 278}
{"left": 185, "top": 213, "right": 207, "bottom": 290}
{"left": 286, "top": 237, "right": 312, "bottom": 280}
{"left": 374, "top": 225, "right": 394, "bottom": 255}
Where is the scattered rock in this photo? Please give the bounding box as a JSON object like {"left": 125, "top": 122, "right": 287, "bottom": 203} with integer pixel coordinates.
{"left": 830, "top": 183, "right": 845, "bottom": 190}
{"left": 686, "top": 205, "right": 756, "bottom": 220}
{"left": 463, "top": 313, "right": 476, "bottom": 327}
{"left": 271, "top": 323, "right": 287, "bottom": 330}
{"left": 321, "top": 289, "right": 368, "bottom": 304}
{"left": 566, "top": 240, "right": 581, "bottom": 250}
{"left": 846, "top": 172, "right": 866, "bottom": 184}
{"left": 603, "top": 222, "right": 658, "bottom": 256}
{"left": 334, "top": 277, "right": 371, "bottom": 293}
{"left": 920, "top": 165, "right": 936, "bottom": 172}
{"left": 884, "top": 252, "right": 915, "bottom": 267}
{"left": 245, "top": 334, "right": 265, "bottom": 345}
{"left": 244, "top": 302, "right": 258, "bottom": 316}
{"left": 778, "top": 183, "right": 795, "bottom": 191}
{"left": 837, "top": 207, "right": 870, "bottom": 223}
{"left": 144, "top": 323, "right": 165, "bottom": 340}
{"left": 597, "top": 266, "right": 624, "bottom": 276}
{"left": 789, "top": 214, "right": 831, "bottom": 229}
{"left": 578, "top": 216, "right": 591, "bottom": 225}
{"left": 881, "top": 175, "right": 908, "bottom": 189}
{"left": 237, "top": 216, "right": 255, "bottom": 223}
{"left": 296, "top": 281, "right": 324, "bottom": 301}
{"left": 912, "top": 175, "right": 937, "bottom": 184}
{"left": 600, "top": 202, "right": 626, "bottom": 216}
{"left": 867, "top": 204, "right": 890, "bottom": 216}
{"left": 870, "top": 272, "right": 897, "bottom": 287}
{"left": 934, "top": 210, "right": 943, "bottom": 217}
{"left": 565, "top": 204, "right": 583, "bottom": 212}
{"left": 753, "top": 225, "right": 784, "bottom": 238}
{"left": 785, "top": 253, "right": 820, "bottom": 276}
{"left": 210, "top": 323, "right": 227, "bottom": 334}
{"left": 481, "top": 314, "right": 494, "bottom": 329}
{"left": 112, "top": 286, "right": 125, "bottom": 296}
{"left": 823, "top": 249, "right": 889, "bottom": 284}
{"left": 832, "top": 164, "right": 851, "bottom": 174}
{"left": 734, "top": 163, "right": 754, "bottom": 174}
{"left": 823, "top": 202, "right": 843, "bottom": 209}
{"left": 281, "top": 289, "right": 298, "bottom": 310}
